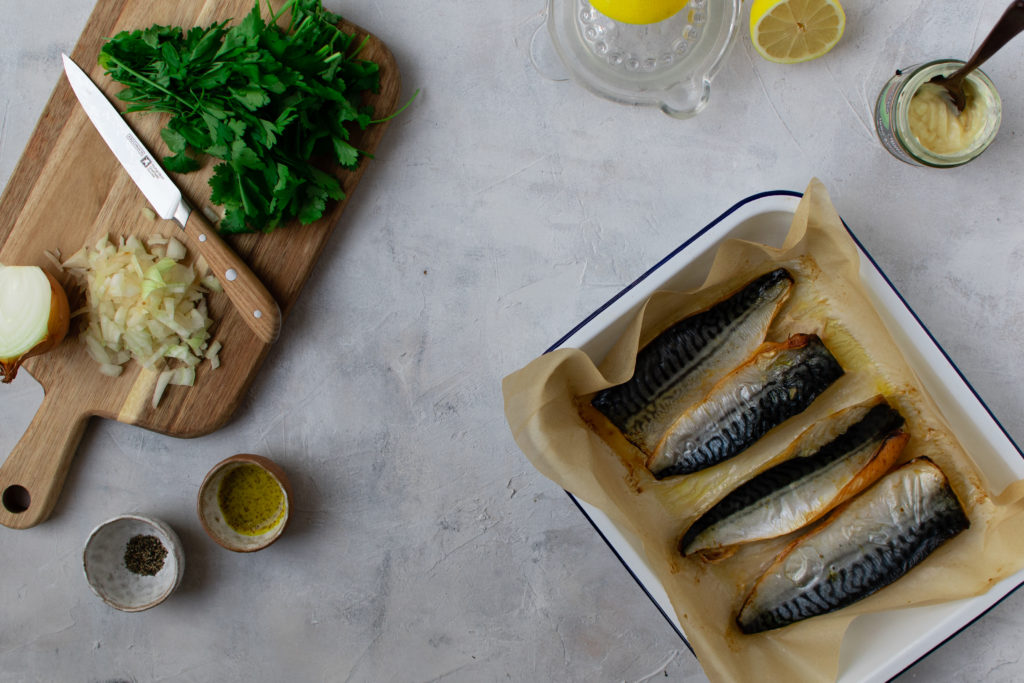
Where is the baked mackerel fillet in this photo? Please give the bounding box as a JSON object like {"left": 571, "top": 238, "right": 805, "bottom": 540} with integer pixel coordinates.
{"left": 680, "top": 396, "right": 907, "bottom": 557}
{"left": 736, "top": 457, "right": 970, "bottom": 635}
{"left": 591, "top": 268, "right": 794, "bottom": 455}
{"left": 648, "top": 334, "right": 844, "bottom": 479}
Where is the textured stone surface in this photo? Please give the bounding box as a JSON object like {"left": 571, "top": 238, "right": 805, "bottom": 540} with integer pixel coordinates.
{"left": 3, "top": 1, "right": 1024, "bottom": 681}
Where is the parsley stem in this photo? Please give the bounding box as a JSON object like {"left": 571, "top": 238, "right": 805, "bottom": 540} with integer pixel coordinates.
{"left": 269, "top": 0, "right": 297, "bottom": 26}
{"left": 349, "top": 35, "right": 370, "bottom": 59}
{"left": 370, "top": 89, "right": 420, "bottom": 124}
{"left": 104, "top": 55, "right": 197, "bottom": 113}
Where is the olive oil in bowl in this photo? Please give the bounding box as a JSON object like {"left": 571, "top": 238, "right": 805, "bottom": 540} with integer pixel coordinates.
{"left": 198, "top": 454, "right": 292, "bottom": 552}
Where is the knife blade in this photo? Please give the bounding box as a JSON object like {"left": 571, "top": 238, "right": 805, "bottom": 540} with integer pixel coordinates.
{"left": 61, "top": 53, "right": 281, "bottom": 344}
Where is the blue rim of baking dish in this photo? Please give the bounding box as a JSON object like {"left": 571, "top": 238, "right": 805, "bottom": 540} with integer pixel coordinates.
{"left": 542, "top": 188, "right": 1024, "bottom": 676}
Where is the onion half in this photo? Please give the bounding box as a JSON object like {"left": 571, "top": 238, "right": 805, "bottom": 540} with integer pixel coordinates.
{"left": 0, "top": 265, "right": 71, "bottom": 383}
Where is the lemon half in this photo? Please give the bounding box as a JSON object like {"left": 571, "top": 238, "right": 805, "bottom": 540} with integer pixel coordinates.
{"left": 750, "top": 0, "right": 845, "bottom": 64}
{"left": 590, "top": 0, "right": 690, "bottom": 25}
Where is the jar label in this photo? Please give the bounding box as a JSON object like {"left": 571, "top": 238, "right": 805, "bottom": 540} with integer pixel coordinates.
{"left": 874, "top": 67, "right": 921, "bottom": 166}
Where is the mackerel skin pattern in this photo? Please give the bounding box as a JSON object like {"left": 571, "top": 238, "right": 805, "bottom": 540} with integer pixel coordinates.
{"left": 591, "top": 268, "right": 793, "bottom": 454}
{"left": 680, "top": 399, "right": 904, "bottom": 555}
{"left": 737, "top": 458, "right": 970, "bottom": 635}
{"left": 649, "top": 335, "right": 844, "bottom": 479}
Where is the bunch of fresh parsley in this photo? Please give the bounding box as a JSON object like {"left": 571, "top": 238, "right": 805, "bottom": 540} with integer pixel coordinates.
{"left": 99, "top": 0, "right": 382, "bottom": 233}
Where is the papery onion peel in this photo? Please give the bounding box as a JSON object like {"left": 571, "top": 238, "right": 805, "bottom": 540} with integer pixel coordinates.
{"left": 0, "top": 265, "right": 71, "bottom": 383}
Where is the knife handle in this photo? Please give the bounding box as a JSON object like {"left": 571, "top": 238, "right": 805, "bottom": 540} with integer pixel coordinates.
{"left": 181, "top": 211, "right": 282, "bottom": 344}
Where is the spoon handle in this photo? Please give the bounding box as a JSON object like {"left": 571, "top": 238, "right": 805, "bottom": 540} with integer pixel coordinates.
{"left": 949, "top": 0, "right": 1024, "bottom": 81}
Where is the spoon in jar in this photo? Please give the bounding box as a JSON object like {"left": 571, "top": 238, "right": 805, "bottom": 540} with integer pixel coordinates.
{"left": 930, "top": 0, "right": 1024, "bottom": 111}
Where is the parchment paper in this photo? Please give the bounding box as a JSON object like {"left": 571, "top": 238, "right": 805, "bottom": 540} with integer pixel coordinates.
{"left": 502, "top": 180, "right": 1024, "bottom": 682}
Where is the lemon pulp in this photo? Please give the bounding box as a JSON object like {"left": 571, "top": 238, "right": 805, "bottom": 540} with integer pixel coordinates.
{"left": 589, "top": 0, "right": 690, "bottom": 25}
{"left": 750, "top": 0, "right": 845, "bottom": 64}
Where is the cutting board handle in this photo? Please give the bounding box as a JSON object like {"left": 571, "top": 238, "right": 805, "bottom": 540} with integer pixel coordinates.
{"left": 0, "top": 390, "right": 88, "bottom": 529}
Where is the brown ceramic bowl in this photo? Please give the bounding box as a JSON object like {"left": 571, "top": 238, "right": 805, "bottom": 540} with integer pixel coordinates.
{"left": 197, "top": 454, "right": 292, "bottom": 552}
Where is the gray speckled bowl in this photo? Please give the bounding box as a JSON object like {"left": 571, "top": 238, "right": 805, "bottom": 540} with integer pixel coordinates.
{"left": 82, "top": 515, "right": 184, "bottom": 612}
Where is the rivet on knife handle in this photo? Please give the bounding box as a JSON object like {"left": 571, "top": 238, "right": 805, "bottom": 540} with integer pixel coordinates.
{"left": 184, "top": 208, "right": 281, "bottom": 343}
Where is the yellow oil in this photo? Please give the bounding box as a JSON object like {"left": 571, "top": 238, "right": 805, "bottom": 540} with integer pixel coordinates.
{"left": 217, "top": 463, "right": 286, "bottom": 535}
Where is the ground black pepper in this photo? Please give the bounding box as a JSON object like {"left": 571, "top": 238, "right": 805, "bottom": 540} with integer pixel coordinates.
{"left": 123, "top": 534, "right": 167, "bottom": 576}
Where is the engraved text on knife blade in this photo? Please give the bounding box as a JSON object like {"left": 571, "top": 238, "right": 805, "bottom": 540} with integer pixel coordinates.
{"left": 126, "top": 133, "right": 165, "bottom": 181}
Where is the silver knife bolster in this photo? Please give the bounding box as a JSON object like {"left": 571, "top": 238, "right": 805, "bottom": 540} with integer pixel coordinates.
{"left": 172, "top": 198, "right": 192, "bottom": 229}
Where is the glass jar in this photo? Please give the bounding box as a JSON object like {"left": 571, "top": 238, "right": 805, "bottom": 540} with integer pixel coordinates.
{"left": 875, "top": 60, "right": 1001, "bottom": 167}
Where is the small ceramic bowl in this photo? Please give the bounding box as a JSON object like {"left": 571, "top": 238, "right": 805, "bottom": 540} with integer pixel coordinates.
{"left": 82, "top": 514, "right": 184, "bottom": 612}
{"left": 197, "top": 454, "right": 292, "bottom": 552}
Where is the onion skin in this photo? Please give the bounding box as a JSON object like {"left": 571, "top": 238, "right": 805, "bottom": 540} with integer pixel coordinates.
{"left": 0, "top": 270, "right": 70, "bottom": 383}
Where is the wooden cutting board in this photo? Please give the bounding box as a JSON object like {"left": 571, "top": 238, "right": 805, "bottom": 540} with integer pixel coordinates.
{"left": 0, "top": 0, "right": 401, "bottom": 529}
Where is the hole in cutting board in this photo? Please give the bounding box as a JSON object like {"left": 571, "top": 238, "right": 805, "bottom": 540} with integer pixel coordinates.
{"left": 1, "top": 372, "right": 43, "bottom": 512}
{"left": 2, "top": 485, "right": 30, "bottom": 513}
{"left": 1, "top": 373, "right": 42, "bottom": 514}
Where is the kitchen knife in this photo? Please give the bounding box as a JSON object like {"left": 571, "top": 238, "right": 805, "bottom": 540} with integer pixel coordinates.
{"left": 61, "top": 54, "right": 281, "bottom": 344}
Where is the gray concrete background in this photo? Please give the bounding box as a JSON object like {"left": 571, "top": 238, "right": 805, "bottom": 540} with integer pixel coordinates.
{"left": 3, "top": 1, "right": 1024, "bottom": 681}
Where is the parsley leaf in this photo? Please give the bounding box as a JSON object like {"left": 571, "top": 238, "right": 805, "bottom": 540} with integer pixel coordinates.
{"left": 99, "top": 0, "right": 393, "bottom": 233}
{"left": 162, "top": 152, "right": 201, "bottom": 174}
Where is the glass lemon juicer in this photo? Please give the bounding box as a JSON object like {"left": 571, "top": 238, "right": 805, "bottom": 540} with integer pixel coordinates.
{"left": 532, "top": 0, "right": 741, "bottom": 118}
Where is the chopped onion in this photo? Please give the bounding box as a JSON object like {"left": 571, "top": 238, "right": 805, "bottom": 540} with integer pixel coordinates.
{"left": 202, "top": 206, "right": 221, "bottom": 225}
{"left": 60, "top": 235, "right": 222, "bottom": 407}
{"left": 0, "top": 264, "right": 70, "bottom": 382}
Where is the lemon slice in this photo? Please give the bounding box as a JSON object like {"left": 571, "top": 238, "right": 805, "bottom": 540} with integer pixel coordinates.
{"left": 750, "top": 0, "right": 845, "bottom": 63}
{"left": 589, "top": 0, "right": 689, "bottom": 25}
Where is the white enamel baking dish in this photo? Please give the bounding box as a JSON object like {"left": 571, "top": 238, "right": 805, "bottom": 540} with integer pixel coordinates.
{"left": 545, "top": 190, "right": 1024, "bottom": 682}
